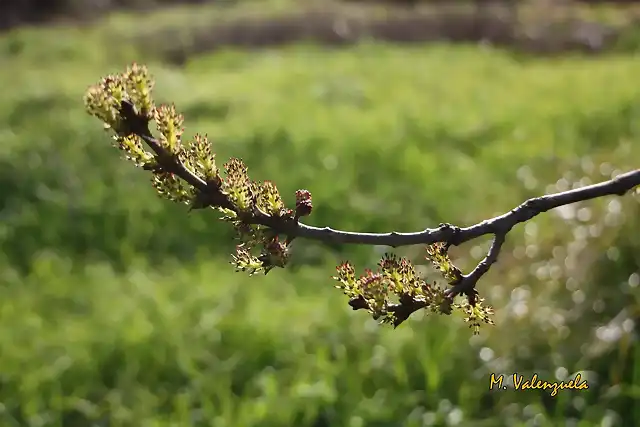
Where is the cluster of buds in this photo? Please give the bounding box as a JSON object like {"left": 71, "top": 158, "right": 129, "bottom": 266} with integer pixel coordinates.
{"left": 83, "top": 63, "right": 315, "bottom": 276}
{"left": 84, "top": 63, "right": 494, "bottom": 332}
{"left": 333, "top": 246, "right": 494, "bottom": 332}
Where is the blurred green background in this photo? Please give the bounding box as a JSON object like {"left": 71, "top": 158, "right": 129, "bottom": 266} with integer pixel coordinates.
{"left": 1, "top": 0, "right": 640, "bottom": 426}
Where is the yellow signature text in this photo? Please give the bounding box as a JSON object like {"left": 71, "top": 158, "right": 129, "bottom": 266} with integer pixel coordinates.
{"left": 489, "top": 373, "right": 589, "bottom": 397}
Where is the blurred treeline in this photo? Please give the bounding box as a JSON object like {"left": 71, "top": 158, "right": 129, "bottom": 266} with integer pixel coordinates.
{"left": 3, "top": 0, "right": 640, "bottom": 31}
{"left": 5, "top": 0, "right": 640, "bottom": 59}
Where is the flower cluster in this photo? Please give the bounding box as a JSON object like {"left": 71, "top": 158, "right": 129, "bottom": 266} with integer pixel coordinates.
{"left": 84, "top": 63, "right": 494, "bottom": 333}
{"left": 84, "top": 64, "right": 312, "bottom": 276}
{"left": 333, "top": 247, "right": 494, "bottom": 332}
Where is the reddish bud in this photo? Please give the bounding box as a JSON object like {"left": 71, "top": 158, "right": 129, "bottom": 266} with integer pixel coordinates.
{"left": 295, "top": 189, "right": 313, "bottom": 218}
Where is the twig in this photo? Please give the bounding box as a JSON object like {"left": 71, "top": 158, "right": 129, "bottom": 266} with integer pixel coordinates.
{"left": 446, "top": 232, "right": 507, "bottom": 299}
{"left": 120, "top": 100, "right": 640, "bottom": 313}
{"left": 294, "top": 169, "right": 640, "bottom": 247}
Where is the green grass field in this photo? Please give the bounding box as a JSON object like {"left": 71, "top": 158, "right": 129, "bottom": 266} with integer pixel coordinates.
{"left": 1, "top": 4, "right": 640, "bottom": 426}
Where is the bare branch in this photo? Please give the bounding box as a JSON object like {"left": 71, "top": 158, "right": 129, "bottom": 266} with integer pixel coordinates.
{"left": 446, "top": 232, "right": 507, "bottom": 299}
{"left": 294, "top": 169, "right": 640, "bottom": 247}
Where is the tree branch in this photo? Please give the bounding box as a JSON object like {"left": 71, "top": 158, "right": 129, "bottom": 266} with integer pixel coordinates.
{"left": 118, "top": 99, "right": 639, "bottom": 326}
{"left": 121, "top": 101, "right": 640, "bottom": 250}
{"left": 294, "top": 169, "right": 640, "bottom": 247}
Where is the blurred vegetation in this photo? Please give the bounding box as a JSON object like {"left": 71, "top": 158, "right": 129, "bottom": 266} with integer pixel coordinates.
{"left": 6, "top": 0, "right": 640, "bottom": 59}
{"left": 4, "top": 0, "right": 640, "bottom": 32}
{"left": 1, "top": 0, "right": 640, "bottom": 426}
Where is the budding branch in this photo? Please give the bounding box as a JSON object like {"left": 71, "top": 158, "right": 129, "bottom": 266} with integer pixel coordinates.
{"left": 119, "top": 99, "right": 639, "bottom": 317}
